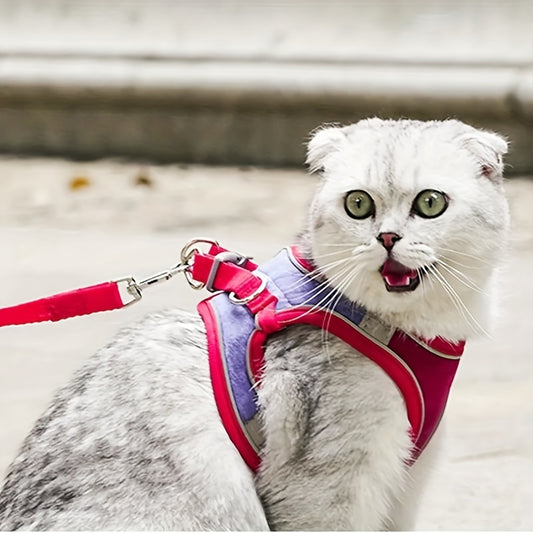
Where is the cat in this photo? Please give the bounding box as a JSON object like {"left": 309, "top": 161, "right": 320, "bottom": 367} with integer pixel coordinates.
{"left": 0, "top": 118, "right": 509, "bottom": 531}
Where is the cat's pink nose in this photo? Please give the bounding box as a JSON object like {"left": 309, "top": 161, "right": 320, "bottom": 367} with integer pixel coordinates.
{"left": 377, "top": 232, "right": 401, "bottom": 251}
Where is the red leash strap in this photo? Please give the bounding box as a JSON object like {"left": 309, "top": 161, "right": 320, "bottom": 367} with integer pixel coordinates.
{"left": 0, "top": 239, "right": 264, "bottom": 328}
{"left": 0, "top": 238, "right": 216, "bottom": 327}
{"left": 0, "top": 281, "right": 128, "bottom": 327}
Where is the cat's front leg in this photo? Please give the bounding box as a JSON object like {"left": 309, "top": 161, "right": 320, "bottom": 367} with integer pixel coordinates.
{"left": 256, "top": 358, "right": 311, "bottom": 471}
{"left": 257, "top": 453, "right": 401, "bottom": 531}
{"left": 256, "top": 328, "right": 416, "bottom": 530}
{"left": 385, "top": 427, "right": 445, "bottom": 530}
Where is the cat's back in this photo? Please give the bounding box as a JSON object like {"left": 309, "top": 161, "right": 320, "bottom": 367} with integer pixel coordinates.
{"left": 0, "top": 309, "right": 265, "bottom": 530}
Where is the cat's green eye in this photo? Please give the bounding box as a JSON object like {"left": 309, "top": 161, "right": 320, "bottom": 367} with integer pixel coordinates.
{"left": 412, "top": 190, "right": 448, "bottom": 218}
{"left": 344, "top": 190, "right": 375, "bottom": 219}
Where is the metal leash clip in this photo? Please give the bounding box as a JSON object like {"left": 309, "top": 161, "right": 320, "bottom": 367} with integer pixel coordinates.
{"left": 119, "top": 238, "right": 219, "bottom": 305}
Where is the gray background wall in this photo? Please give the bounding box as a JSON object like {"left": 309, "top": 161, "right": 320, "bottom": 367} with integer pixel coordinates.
{"left": 1, "top": 0, "right": 532, "bottom": 171}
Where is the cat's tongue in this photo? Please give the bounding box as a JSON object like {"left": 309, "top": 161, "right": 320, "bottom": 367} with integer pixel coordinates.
{"left": 380, "top": 258, "right": 419, "bottom": 292}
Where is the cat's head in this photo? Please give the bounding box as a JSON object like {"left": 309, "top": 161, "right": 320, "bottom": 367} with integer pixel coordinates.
{"left": 303, "top": 118, "right": 509, "bottom": 341}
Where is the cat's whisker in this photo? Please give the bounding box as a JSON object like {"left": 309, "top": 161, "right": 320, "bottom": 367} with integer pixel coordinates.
{"left": 289, "top": 263, "right": 356, "bottom": 321}
{"left": 294, "top": 261, "right": 364, "bottom": 338}
{"left": 280, "top": 257, "right": 351, "bottom": 290}
{"left": 319, "top": 243, "right": 360, "bottom": 248}
{"left": 428, "top": 264, "right": 490, "bottom": 338}
{"left": 428, "top": 266, "right": 469, "bottom": 319}
{"left": 292, "top": 253, "right": 369, "bottom": 300}
{"left": 418, "top": 267, "right": 430, "bottom": 298}
{"left": 420, "top": 265, "right": 436, "bottom": 293}
{"left": 438, "top": 246, "right": 493, "bottom": 266}
{"left": 311, "top": 265, "right": 357, "bottom": 310}
{"left": 429, "top": 268, "right": 475, "bottom": 333}
{"left": 440, "top": 256, "right": 486, "bottom": 271}
{"left": 311, "top": 249, "right": 354, "bottom": 260}
{"left": 320, "top": 266, "right": 363, "bottom": 359}
{"left": 435, "top": 260, "right": 487, "bottom": 295}
{"left": 284, "top": 256, "right": 353, "bottom": 295}
{"left": 314, "top": 267, "right": 360, "bottom": 360}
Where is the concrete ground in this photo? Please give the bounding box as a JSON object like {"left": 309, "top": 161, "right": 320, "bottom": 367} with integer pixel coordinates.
{"left": 0, "top": 156, "right": 531, "bottom": 530}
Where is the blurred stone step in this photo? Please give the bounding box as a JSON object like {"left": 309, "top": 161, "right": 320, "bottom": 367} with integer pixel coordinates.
{"left": 1, "top": 0, "right": 532, "bottom": 171}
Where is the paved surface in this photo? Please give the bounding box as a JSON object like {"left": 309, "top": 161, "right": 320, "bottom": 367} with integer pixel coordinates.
{"left": 0, "top": 156, "right": 531, "bottom": 530}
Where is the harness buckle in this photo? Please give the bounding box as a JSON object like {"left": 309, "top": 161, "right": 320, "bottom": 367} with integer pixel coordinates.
{"left": 204, "top": 251, "right": 268, "bottom": 305}
{"left": 205, "top": 251, "right": 250, "bottom": 293}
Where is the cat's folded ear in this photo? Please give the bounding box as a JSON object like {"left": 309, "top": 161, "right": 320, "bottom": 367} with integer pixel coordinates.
{"left": 306, "top": 126, "right": 346, "bottom": 174}
{"left": 459, "top": 129, "right": 508, "bottom": 181}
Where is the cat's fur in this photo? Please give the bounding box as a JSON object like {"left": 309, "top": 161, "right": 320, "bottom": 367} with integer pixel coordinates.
{"left": 0, "top": 118, "right": 509, "bottom": 530}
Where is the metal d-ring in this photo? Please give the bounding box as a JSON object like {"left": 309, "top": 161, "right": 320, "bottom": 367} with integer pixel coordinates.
{"left": 180, "top": 238, "right": 219, "bottom": 265}
{"left": 228, "top": 271, "right": 269, "bottom": 305}
{"left": 180, "top": 238, "right": 220, "bottom": 290}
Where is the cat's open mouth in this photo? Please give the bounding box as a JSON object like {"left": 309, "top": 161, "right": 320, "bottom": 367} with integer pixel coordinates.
{"left": 380, "top": 258, "right": 420, "bottom": 293}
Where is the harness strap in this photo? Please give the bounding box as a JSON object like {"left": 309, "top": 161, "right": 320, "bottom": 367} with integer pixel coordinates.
{"left": 191, "top": 246, "right": 278, "bottom": 313}
{"left": 200, "top": 299, "right": 263, "bottom": 472}
{"left": 192, "top": 249, "right": 255, "bottom": 290}
{"left": 194, "top": 246, "right": 466, "bottom": 472}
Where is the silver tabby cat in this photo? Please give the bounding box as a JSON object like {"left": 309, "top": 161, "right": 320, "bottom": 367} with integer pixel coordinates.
{"left": 0, "top": 118, "right": 509, "bottom": 530}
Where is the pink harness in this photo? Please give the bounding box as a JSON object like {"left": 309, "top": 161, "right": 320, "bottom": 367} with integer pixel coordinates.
{"left": 191, "top": 244, "right": 465, "bottom": 472}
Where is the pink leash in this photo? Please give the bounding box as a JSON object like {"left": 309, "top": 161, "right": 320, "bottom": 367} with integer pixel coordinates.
{"left": 0, "top": 281, "right": 126, "bottom": 326}
{"left": 0, "top": 238, "right": 220, "bottom": 328}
